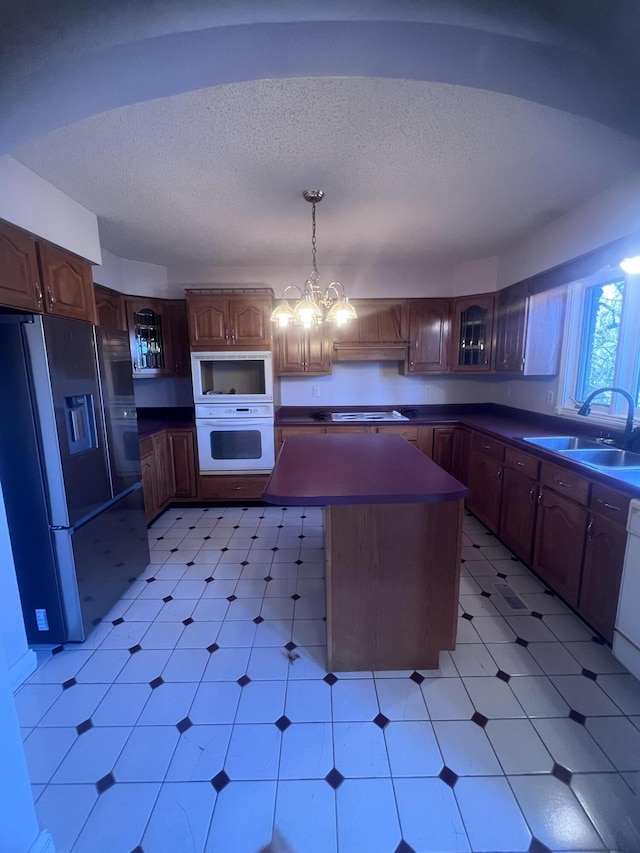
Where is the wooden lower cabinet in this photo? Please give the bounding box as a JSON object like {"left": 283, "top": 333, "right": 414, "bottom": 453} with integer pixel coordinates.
{"left": 168, "top": 429, "right": 197, "bottom": 497}
{"left": 578, "top": 512, "right": 626, "bottom": 642}
{"left": 532, "top": 487, "right": 587, "bottom": 608}
{"left": 198, "top": 474, "right": 268, "bottom": 502}
{"left": 499, "top": 465, "right": 538, "bottom": 564}
{"left": 152, "top": 431, "right": 175, "bottom": 509}
{"left": 466, "top": 450, "right": 503, "bottom": 531}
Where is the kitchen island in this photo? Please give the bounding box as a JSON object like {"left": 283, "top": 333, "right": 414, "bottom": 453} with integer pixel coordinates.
{"left": 262, "top": 433, "right": 467, "bottom": 671}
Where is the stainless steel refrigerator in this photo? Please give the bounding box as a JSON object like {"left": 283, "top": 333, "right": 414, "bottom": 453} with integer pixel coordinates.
{"left": 0, "top": 313, "right": 150, "bottom": 644}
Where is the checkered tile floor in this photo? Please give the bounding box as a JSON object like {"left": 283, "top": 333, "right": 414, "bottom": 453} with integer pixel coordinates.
{"left": 16, "top": 506, "right": 640, "bottom": 852}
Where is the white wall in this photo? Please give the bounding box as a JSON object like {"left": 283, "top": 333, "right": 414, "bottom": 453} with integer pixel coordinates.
{"left": 95, "top": 247, "right": 170, "bottom": 297}
{"left": 0, "top": 155, "right": 102, "bottom": 263}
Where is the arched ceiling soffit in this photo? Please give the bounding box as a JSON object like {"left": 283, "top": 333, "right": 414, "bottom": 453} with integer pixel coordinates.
{"left": 2, "top": 2, "right": 640, "bottom": 155}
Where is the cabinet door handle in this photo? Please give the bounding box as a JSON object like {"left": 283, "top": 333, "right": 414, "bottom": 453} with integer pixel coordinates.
{"left": 553, "top": 478, "right": 570, "bottom": 489}
{"left": 587, "top": 519, "right": 594, "bottom": 541}
{"left": 47, "top": 286, "right": 57, "bottom": 305}
{"left": 529, "top": 486, "right": 535, "bottom": 503}
{"left": 496, "top": 466, "right": 502, "bottom": 479}
{"left": 224, "top": 327, "right": 230, "bottom": 341}
{"left": 34, "top": 280, "right": 43, "bottom": 308}
{"left": 516, "top": 460, "right": 525, "bottom": 466}
{"left": 481, "top": 443, "right": 491, "bottom": 450}
{"left": 537, "top": 492, "right": 542, "bottom": 504}
{"left": 596, "top": 499, "right": 621, "bottom": 512}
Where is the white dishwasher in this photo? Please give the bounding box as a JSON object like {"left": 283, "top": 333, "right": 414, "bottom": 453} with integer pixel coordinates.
{"left": 613, "top": 498, "right": 640, "bottom": 680}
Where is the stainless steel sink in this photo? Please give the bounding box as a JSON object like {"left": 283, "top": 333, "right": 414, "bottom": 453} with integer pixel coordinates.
{"left": 522, "top": 436, "right": 603, "bottom": 451}
{"left": 557, "top": 448, "right": 640, "bottom": 468}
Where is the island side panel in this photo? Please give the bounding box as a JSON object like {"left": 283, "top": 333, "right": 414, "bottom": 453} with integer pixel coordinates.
{"left": 325, "top": 500, "right": 463, "bottom": 672}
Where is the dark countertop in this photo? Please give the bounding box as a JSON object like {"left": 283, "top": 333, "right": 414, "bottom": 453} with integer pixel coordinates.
{"left": 137, "top": 407, "right": 195, "bottom": 437}
{"left": 262, "top": 433, "right": 468, "bottom": 506}
{"left": 274, "top": 404, "right": 640, "bottom": 497}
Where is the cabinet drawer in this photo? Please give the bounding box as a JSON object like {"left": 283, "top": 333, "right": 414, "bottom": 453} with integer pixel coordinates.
{"left": 375, "top": 425, "right": 419, "bottom": 442}
{"left": 590, "top": 483, "right": 630, "bottom": 525}
{"left": 505, "top": 447, "right": 539, "bottom": 480}
{"left": 198, "top": 474, "right": 268, "bottom": 501}
{"left": 540, "top": 462, "right": 590, "bottom": 506}
{"left": 471, "top": 432, "right": 505, "bottom": 462}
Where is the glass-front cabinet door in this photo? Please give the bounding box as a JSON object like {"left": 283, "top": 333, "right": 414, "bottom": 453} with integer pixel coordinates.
{"left": 450, "top": 294, "right": 495, "bottom": 372}
{"left": 125, "top": 298, "right": 171, "bottom": 376}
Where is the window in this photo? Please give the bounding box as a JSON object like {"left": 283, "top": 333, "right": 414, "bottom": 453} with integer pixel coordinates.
{"left": 561, "top": 266, "right": 640, "bottom": 422}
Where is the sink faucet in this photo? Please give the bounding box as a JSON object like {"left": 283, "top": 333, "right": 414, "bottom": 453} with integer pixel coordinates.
{"left": 575, "top": 386, "right": 638, "bottom": 449}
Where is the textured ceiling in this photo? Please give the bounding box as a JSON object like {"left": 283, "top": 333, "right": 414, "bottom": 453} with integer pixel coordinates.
{"left": 13, "top": 76, "right": 640, "bottom": 270}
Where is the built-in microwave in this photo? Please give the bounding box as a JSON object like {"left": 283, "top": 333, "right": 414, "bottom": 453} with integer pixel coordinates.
{"left": 191, "top": 351, "right": 274, "bottom": 404}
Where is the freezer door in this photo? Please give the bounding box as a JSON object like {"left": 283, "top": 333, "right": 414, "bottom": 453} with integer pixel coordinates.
{"left": 52, "top": 484, "right": 150, "bottom": 641}
{"left": 23, "top": 315, "right": 112, "bottom": 525}
{"left": 96, "top": 326, "right": 142, "bottom": 494}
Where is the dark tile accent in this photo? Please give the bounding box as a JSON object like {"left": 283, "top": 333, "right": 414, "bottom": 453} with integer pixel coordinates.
{"left": 189, "top": 525, "right": 196, "bottom": 530}
{"left": 176, "top": 516, "right": 183, "bottom": 520}
{"left": 186, "top": 561, "right": 195, "bottom": 567}
{"left": 237, "top": 675, "right": 251, "bottom": 687}
{"left": 438, "top": 766, "right": 459, "bottom": 788}
{"left": 240, "top": 561, "right": 249, "bottom": 566}
{"left": 182, "top": 617, "right": 194, "bottom": 626}
{"left": 226, "top": 595, "right": 237, "bottom": 602}
{"left": 324, "top": 768, "right": 345, "bottom": 789}
{"left": 204, "top": 577, "right": 214, "bottom": 583}
{"left": 323, "top": 673, "right": 338, "bottom": 686}
{"left": 581, "top": 668, "right": 598, "bottom": 681}
{"left": 264, "top": 576, "right": 273, "bottom": 582}
{"left": 112, "top": 617, "right": 125, "bottom": 626}
{"left": 221, "top": 547, "right": 229, "bottom": 553}
{"left": 461, "top": 613, "right": 474, "bottom": 621}
{"left": 162, "top": 596, "right": 173, "bottom": 603}
{"left": 531, "top": 611, "right": 544, "bottom": 620}
{"left": 373, "top": 713, "right": 390, "bottom": 730}
{"left": 529, "top": 838, "right": 553, "bottom": 853}
{"left": 543, "top": 588, "right": 555, "bottom": 596}
{"left": 76, "top": 718, "right": 93, "bottom": 735}
{"left": 295, "top": 560, "right": 304, "bottom": 565}
{"left": 149, "top": 676, "right": 164, "bottom": 689}
{"left": 515, "top": 637, "right": 529, "bottom": 648}
{"left": 176, "top": 717, "right": 193, "bottom": 734}
{"left": 129, "top": 644, "right": 142, "bottom": 655}
{"left": 284, "top": 641, "right": 297, "bottom": 651}
{"left": 298, "top": 534, "right": 305, "bottom": 539}
{"left": 145, "top": 577, "right": 156, "bottom": 584}
{"left": 480, "top": 590, "right": 492, "bottom": 598}
{"left": 156, "top": 536, "right": 165, "bottom": 540}
{"left": 62, "top": 678, "right": 77, "bottom": 691}
{"left": 211, "top": 770, "right": 230, "bottom": 792}
{"left": 96, "top": 772, "right": 116, "bottom": 794}
{"left": 471, "top": 711, "right": 489, "bottom": 728}
{"left": 204, "top": 536, "right": 211, "bottom": 541}
{"left": 170, "top": 548, "right": 178, "bottom": 553}
{"left": 277, "top": 525, "right": 284, "bottom": 529}
{"left": 591, "top": 634, "right": 606, "bottom": 646}
{"left": 568, "top": 709, "right": 587, "bottom": 726}
{"left": 51, "top": 645, "right": 65, "bottom": 655}
{"left": 271, "top": 547, "right": 279, "bottom": 552}
{"left": 252, "top": 616, "right": 264, "bottom": 625}
{"left": 207, "top": 643, "right": 220, "bottom": 654}
{"left": 409, "top": 671, "right": 425, "bottom": 685}
{"left": 496, "top": 572, "right": 507, "bottom": 579}
{"left": 274, "top": 715, "right": 292, "bottom": 732}
{"left": 394, "top": 841, "right": 417, "bottom": 853}
{"left": 496, "top": 670, "right": 511, "bottom": 682}
{"left": 251, "top": 535, "right": 259, "bottom": 540}
{"left": 291, "top": 594, "right": 301, "bottom": 601}
{"left": 472, "top": 544, "right": 481, "bottom": 549}
{"left": 551, "top": 762, "right": 572, "bottom": 785}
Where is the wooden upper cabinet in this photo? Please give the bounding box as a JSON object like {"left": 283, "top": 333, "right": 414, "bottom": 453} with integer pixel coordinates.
{"left": 186, "top": 290, "right": 273, "bottom": 350}
{"left": 125, "top": 297, "right": 172, "bottom": 377}
{"left": 0, "top": 219, "right": 43, "bottom": 312}
{"left": 495, "top": 282, "right": 528, "bottom": 373}
{"left": 166, "top": 300, "right": 190, "bottom": 375}
{"left": 332, "top": 299, "right": 407, "bottom": 360}
{"left": 275, "top": 326, "right": 331, "bottom": 375}
{"left": 450, "top": 293, "right": 494, "bottom": 372}
{"left": 495, "top": 282, "right": 566, "bottom": 375}
{"left": 94, "top": 283, "right": 126, "bottom": 330}
{"left": 38, "top": 241, "right": 97, "bottom": 323}
{"left": 403, "top": 299, "right": 451, "bottom": 373}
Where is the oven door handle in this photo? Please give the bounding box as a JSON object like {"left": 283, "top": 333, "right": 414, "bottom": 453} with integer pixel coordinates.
{"left": 196, "top": 419, "right": 272, "bottom": 427}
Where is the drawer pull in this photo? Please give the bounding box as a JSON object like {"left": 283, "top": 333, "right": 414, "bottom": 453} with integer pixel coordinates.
{"left": 529, "top": 486, "right": 535, "bottom": 503}
{"left": 553, "top": 478, "right": 570, "bottom": 488}
{"left": 587, "top": 520, "right": 594, "bottom": 541}
{"left": 596, "top": 499, "right": 621, "bottom": 512}
{"left": 481, "top": 443, "right": 491, "bottom": 450}
{"left": 516, "top": 460, "right": 525, "bottom": 466}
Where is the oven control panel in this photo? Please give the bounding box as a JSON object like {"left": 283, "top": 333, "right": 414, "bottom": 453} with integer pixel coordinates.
{"left": 195, "top": 403, "right": 274, "bottom": 419}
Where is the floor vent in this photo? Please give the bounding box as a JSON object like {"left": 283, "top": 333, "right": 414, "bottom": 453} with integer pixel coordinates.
{"left": 493, "top": 582, "right": 530, "bottom": 613}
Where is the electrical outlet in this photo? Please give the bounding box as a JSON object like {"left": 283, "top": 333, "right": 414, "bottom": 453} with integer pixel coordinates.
{"left": 425, "top": 385, "right": 432, "bottom": 396}
{"left": 312, "top": 385, "right": 320, "bottom": 398}
{"left": 547, "top": 391, "right": 554, "bottom": 405}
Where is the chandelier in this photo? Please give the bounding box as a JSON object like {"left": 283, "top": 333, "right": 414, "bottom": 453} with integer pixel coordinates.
{"left": 271, "top": 190, "right": 357, "bottom": 330}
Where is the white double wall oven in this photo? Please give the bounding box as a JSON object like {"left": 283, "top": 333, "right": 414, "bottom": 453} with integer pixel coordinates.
{"left": 191, "top": 351, "right": 275, "bottom": 474}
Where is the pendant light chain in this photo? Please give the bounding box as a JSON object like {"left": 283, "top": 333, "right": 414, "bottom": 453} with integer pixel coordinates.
{"left": 311, "top": 201, "right": 319, "bottom": 282}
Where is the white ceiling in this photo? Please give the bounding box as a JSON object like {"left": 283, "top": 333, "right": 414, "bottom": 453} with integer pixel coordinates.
{"left": 6, "top": 1, "right": 640, "bottom": 273}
